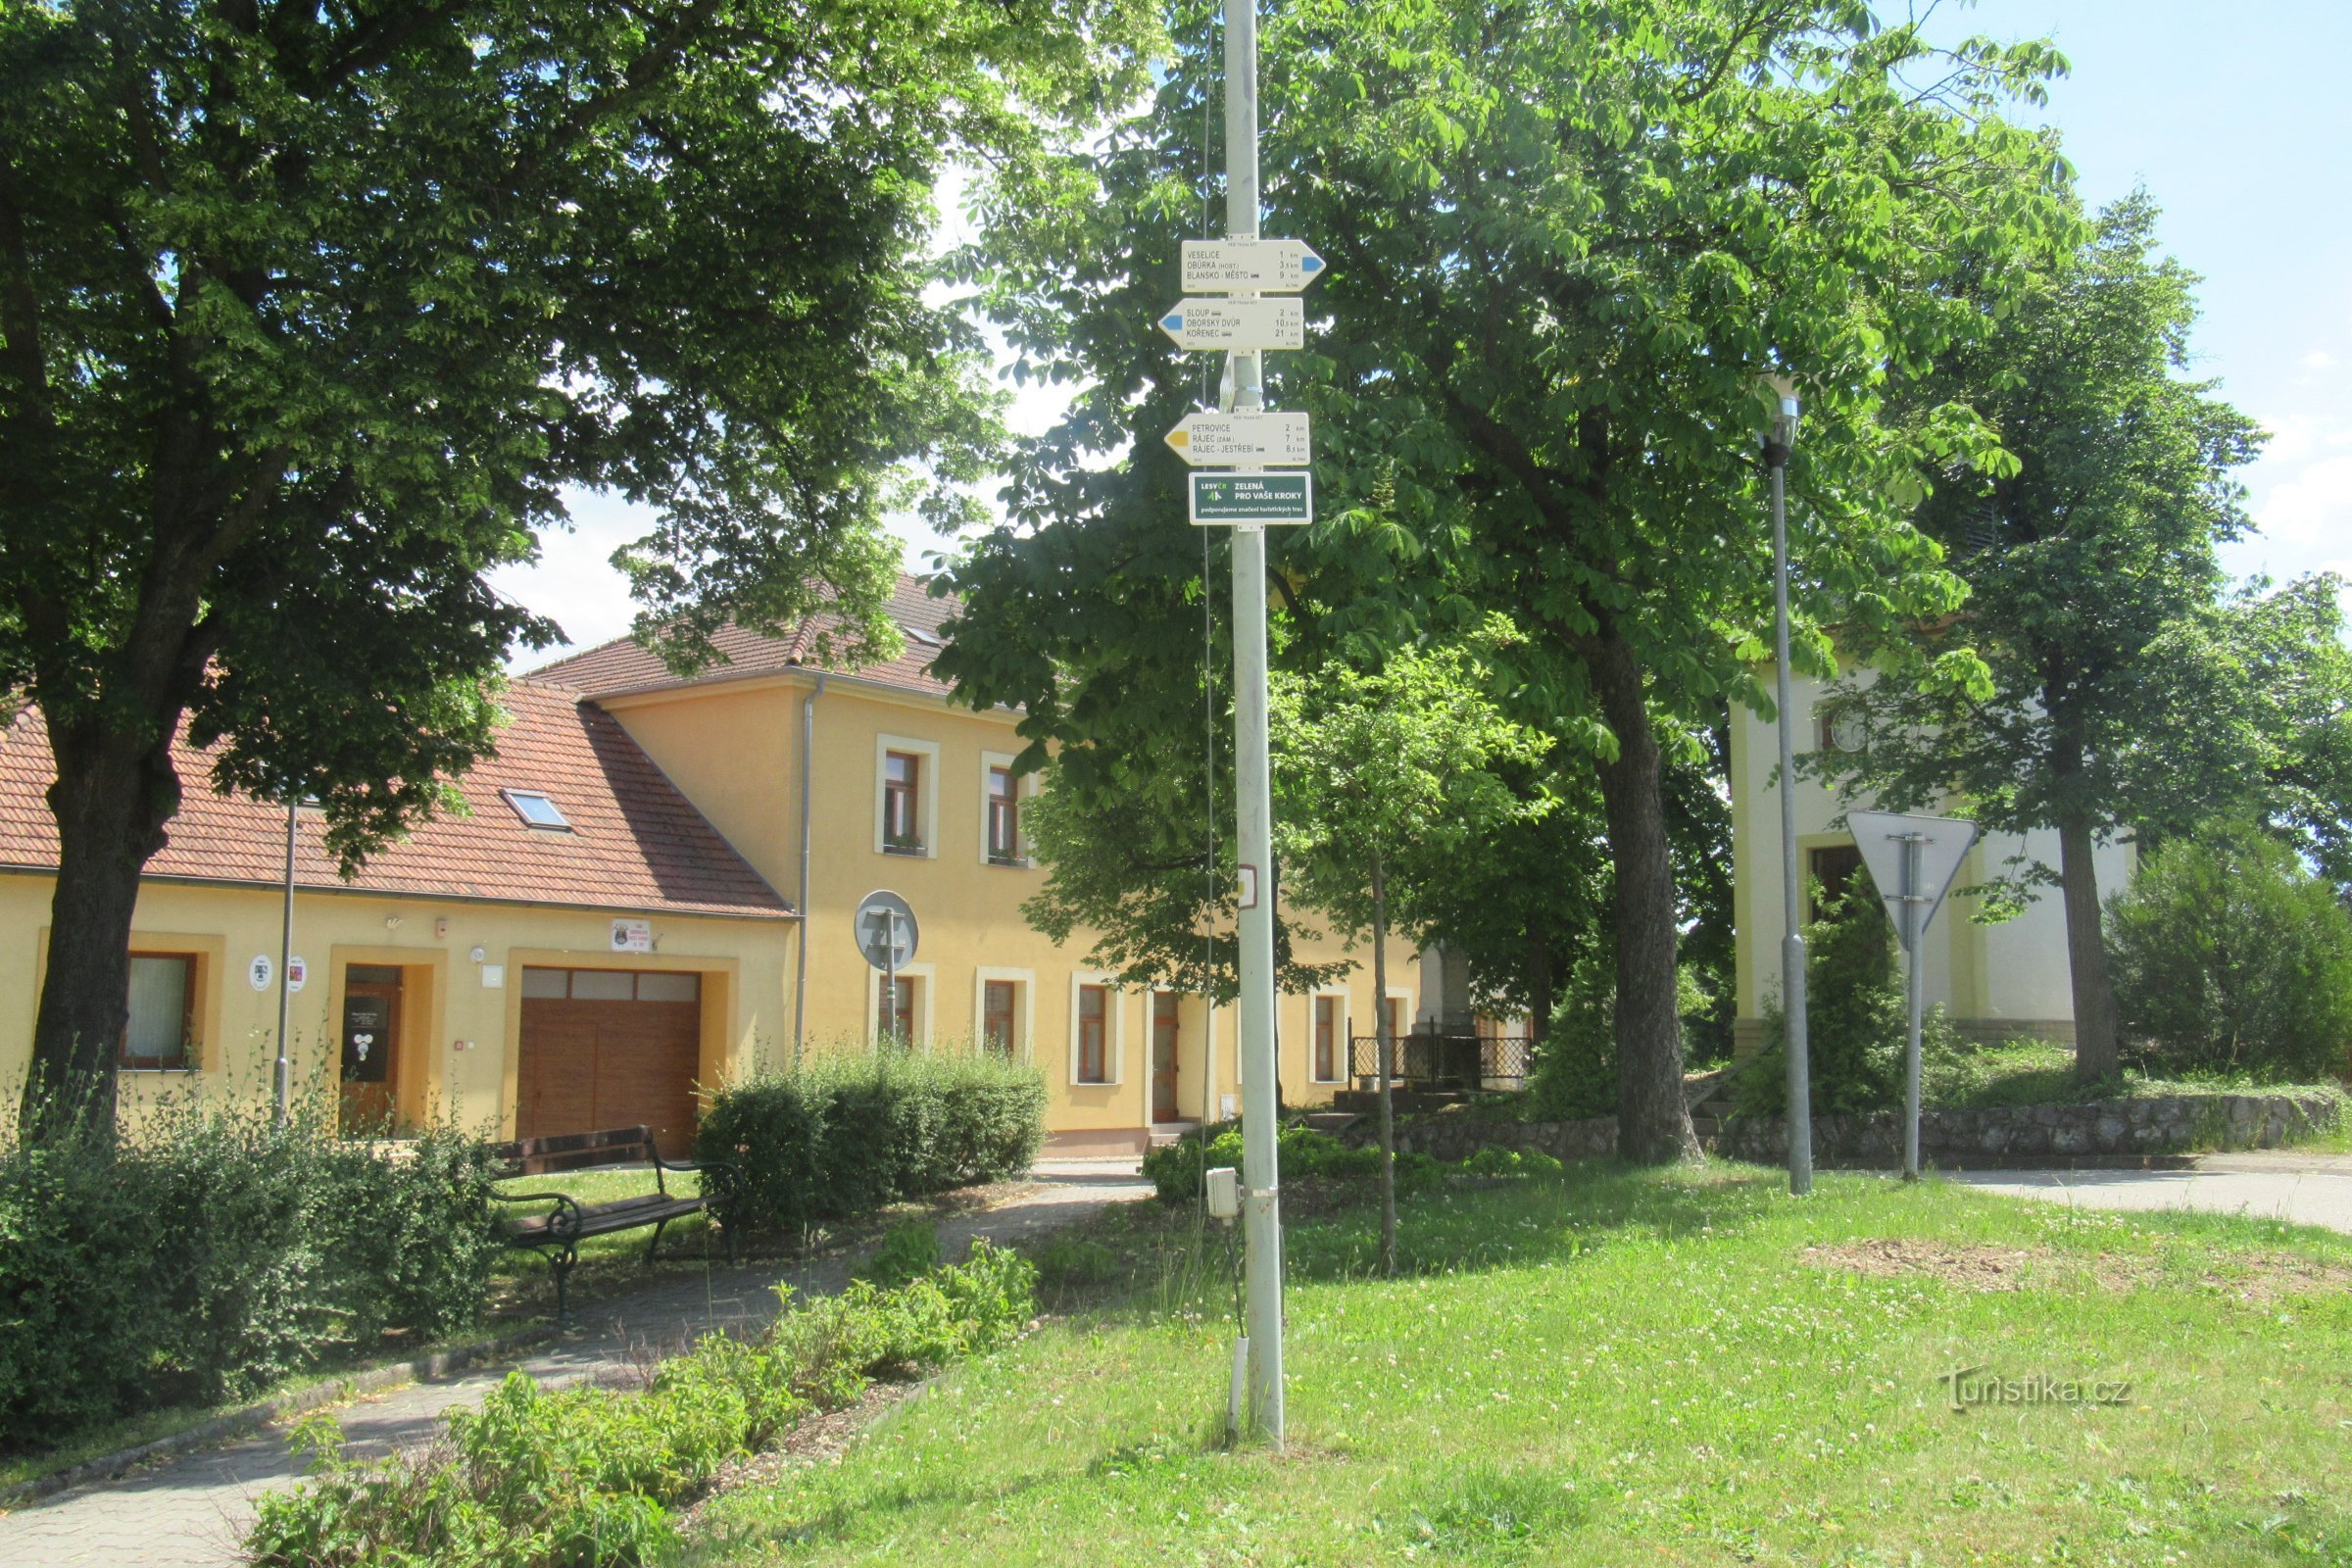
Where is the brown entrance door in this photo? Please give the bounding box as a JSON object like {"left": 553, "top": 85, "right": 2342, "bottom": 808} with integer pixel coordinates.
{"left": 1152, "top": 992, "right": 1180, "bottom": 1123}
{"left": 339, "top": 966, "right": 403, "bottom": 1135}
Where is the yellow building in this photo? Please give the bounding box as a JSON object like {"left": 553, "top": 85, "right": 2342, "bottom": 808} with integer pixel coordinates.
{"left": 1727, "top": 669, "right": 2132, "bottom": 1055}
{"left": 0, "top": 575, "right": 1419, "bottom": 1156}
{"left": 530, "top": 573, "right": 1421, "bottom": 1155}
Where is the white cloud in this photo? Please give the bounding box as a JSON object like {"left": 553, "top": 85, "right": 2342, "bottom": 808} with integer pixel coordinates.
{"left": 2254, "top": 451, "right": 2352, "bottom": 548}
{"left": 486, "top": 489, "right": 661, "bottom": 669}
{"left": 2303, "top": 349, "right": 2340, "bottom": 371}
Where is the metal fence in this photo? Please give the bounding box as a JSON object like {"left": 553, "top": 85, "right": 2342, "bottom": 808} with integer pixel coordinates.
{"left": 1346, "top": 1032, "right": 1532, "bottom": 1092}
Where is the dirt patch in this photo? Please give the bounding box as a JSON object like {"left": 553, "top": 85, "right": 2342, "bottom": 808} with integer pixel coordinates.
{"left": 1805, "top": 1239, "right": 2352, "bottom": 1302}
{"left": 1808, "top": 1239, "right": 2054, "bottom": 1291}
{"left": 676, "top": 1379, "right": 926, "bottom": 1537}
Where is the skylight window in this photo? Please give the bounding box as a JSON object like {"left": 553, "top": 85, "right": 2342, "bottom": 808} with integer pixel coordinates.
{"left": 899, "top": 621, "right": 943, "bottom": 648}
{"left": 501, "top": 789, "right": 572, "bottom": 831}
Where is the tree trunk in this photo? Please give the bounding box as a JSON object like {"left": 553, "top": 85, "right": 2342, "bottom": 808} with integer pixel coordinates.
{"left": 2056, "top": 808, "right": 2120, "bottom": 1083}
{"left": 1588, "top": 627, "right": 1700, "bottom": 1164}
{"left": 22, "top": 718, "right": 187, "bottom": 1143}
{"left": 1371, "top": 852, "right": 1397, "bottom": 1277}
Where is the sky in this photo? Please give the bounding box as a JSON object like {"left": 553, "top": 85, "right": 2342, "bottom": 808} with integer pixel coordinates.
{"left": 489, "top": 0, "right": 2352, "bottom": 664}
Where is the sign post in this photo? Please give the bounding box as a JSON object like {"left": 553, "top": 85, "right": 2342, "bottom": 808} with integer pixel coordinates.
{"left": 1180, "top": 238, "right": 1326, "bottom": 292}
{"left": 1164, "top": 410, "right": 1311, "bottom": 466}
{"left": 1158, "top": 297, "right": 1306, "bottom": 352}
{"left": 1847, "top": 810, "right": 1979, "bottom": 1180}
{"left": 855, "top": 890, "right": 919, "bottom": 1045}
{"left": 1189, "top": 471, "right": 1312, "bottom": 524}
{"left": 1149, "top": 0, "right": 1303, "bottom": 1447}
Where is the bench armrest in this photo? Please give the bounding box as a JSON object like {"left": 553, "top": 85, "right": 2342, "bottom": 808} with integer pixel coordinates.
{"left": 493, "top": 1188, "right": 586, "bottom": 1244}
{"left": 654, "top": 1153, "right": 744, "bottom": 1212}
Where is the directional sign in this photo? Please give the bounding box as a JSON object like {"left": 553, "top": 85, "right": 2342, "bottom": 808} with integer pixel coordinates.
{"left": 1846, "top": 809, "right": 1979, "bottom": 951}
{"left": 1190, "top": 471, "right": 1313, "bottom": 526}
{"left": 1164, "top": 410, "right": 1311, "bottom": 466}
{"left": 1182, "top": 238, "right": 1326, "bottom": 293}
{"left": 1159, "top": 297, "right": 1305, "bottom": 353}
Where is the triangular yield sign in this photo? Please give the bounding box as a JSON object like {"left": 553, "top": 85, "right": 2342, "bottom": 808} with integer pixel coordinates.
{"left": 1844, "top": 809, "right": 1979, "bottom": 952}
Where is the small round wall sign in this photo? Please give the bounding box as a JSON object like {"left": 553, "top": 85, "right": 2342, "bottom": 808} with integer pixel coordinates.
{"left": 286, "top": 956, "right": 308, "bottom": 993}
{"left": 248, "top": 954, "right": 273, "bottom": 992}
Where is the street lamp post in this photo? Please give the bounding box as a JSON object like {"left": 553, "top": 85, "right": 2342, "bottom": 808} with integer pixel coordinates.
{"left": 274, "top": 797, "right": 302, "bottom": 1125}
{"left": 1763, "top": 374, "right": 1812, "bottom": 1198}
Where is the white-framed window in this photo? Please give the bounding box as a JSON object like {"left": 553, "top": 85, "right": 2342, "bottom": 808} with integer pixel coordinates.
{"left": 1067, "top": 972, "right": 1125, "bottom": 1086}
{"left": 972, "top": 965, "right": 1036, "bottom": 1060}
{"left": 1310, "top": 987, "right": 1349, "bottom": 1083}
{"left": 872, "top": 733, "right": 941, "bottom": 858}
{"left": 979, "top": 751, "right": 1032, "bottom": 867}
{"left": 122, "top": 952, "right": 199, "bottom": 1071}
{"left": 865, "top": 960, "right": 936, "bottom": 1049}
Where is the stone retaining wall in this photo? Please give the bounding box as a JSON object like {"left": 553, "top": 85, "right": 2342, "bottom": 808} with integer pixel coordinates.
{"left": 1711, "top": 1092, "right": 2341, "bottom": 1166}
{"left": 1353, "top": 1092, "right": 2341, "bottom": 1169}
{"left": 1352, "top": 1113, "right": 1619, "bottom": 1163}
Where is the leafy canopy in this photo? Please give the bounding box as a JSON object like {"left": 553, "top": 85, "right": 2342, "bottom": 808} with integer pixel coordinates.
{"left": 1814, "top": 195, "right": 2305, "bottom": 900}
{"left": 0, "top": 0, "right": 1147, "bottom": 861}
{"left": 1270, "top": 634, "right": 1553, "bottom": 951}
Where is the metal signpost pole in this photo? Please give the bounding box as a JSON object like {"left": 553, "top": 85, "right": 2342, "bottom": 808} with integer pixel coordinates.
{"left": 1901, "top": 832, "right": 1927, "bottom": 1181}
{"left": 275, "top": 799, "right": 296, "bottom": 1125}
{"left": 1223, "top": 0, "right": 1285, "bottom": 1449}
{"left": 1847, "top": 810, "right": 1976, "bottom": 1183}
{"left": 884, "top": 909, "right": 900, "bottom": 1047}
{"left": 1764, "top": 379, "right": 1811, "bottom": 1196}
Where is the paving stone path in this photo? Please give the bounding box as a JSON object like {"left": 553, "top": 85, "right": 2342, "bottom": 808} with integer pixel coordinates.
{"left": 1942, "top": 1150, "right": 2352, "bottom": 1235}
{"left": 0, "top": 1160, "right": 1151, "bottom": 1568}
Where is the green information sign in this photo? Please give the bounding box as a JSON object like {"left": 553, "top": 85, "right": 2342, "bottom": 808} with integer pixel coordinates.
{"left": 1189, "top": 470, "right": 1313, "bottom": 526}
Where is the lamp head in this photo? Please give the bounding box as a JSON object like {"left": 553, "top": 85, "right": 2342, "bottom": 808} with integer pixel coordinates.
{"left": 1760, "top": 372, "right": 1800, "bottom": 465}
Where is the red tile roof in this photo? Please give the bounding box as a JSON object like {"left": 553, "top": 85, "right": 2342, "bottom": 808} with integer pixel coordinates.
{"left": 0, "top": 684, "right": 793, "bottom": 920}
{"left": 525, "top": 573, "right": 956, "bottom": 702}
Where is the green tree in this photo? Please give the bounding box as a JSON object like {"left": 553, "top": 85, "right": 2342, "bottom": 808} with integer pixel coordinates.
{"left": 1813, "top": 195, "right": 2276, "bottom": 1082}
{"left": 1269, "top": 640, "right": 1550, "bottom": 1274}
{"left": 940, "top": 0, "right": 2067, "bottom": 1160}
{"left": 2108, "top": 825, "right": 2352, "bottom": 1082}
{"left": 0, "top": 0, "right": 1143, "bottom": 1137}
{"left": 1014, "top": 737, "right": 1350, "bottom": 1004}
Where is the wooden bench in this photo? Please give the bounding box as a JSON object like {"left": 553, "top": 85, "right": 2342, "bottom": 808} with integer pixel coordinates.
{"left": 491, "top": 1125, "right": 743, "bottom": 1323}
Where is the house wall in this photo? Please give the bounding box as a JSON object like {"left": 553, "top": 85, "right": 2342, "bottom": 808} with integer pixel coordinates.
{"left": 602, "top": 669, "right": 1422, "bottom": 1154}
{"left": 1727, "top": 670, "right": 2133, "bottom": 1054}
{"left": 0, "top": 873, "right": 793, "bottom": 1138}
{"left": 3, "top": 667, "right": 1421, "bottom": 1157}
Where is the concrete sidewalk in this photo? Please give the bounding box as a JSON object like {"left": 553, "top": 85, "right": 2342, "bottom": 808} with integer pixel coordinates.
{"left": 1943, "top": 1150, "right": 2352, "bottom": 1235}
{"left": 0, "top": 1160, "right": 1150, "bottom": 1568}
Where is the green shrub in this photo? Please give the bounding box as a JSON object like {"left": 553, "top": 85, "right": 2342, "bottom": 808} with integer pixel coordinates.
{"left": 856, "top": 1221, "right": 944, "bottom": 1289}
{"left": 0, "top": 1098, "right": 499, "bottom": 1447}
{"left": 1035, "top": 1237, "right": 1120, "bottom": 1292}
{"left": 1526, "top": 946, "right": 1714, "bottom": 1121}
{"left": 1141, "top": 1121, "right": 1442, "bottom": 1205}
{"left": 1730, "top": 873, "right": 1966, "bottom": 1118}
{"left": 2109, "top": 826, "right": 2352, "bottom": 1081}
{"left": 698, "top": 1048, "right": 1046, "bottom": 1234}
{"left": 247, "top": 1243, "right": 1038, "bottom": 1567}
{"left": 1456, "top": 1146, "right": 1564, "bottom": 1180}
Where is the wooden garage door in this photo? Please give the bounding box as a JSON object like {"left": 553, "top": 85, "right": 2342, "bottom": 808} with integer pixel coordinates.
{"left": 517, "top": 968, "right": 703, "bottom": 1152}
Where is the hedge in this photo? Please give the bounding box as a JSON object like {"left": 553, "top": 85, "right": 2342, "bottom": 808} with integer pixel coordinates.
{"left": 246, "top": 1239, "right": 1037, "bottom": 1568}
{"left": 0, "top": 1098, "right": 501, "bottom": 1447}
{"left": 1140, "top": 1120, "right": 1443, "bottom": 1204}
{"left": 696, "top": 1047, "right": 1046, "bottom": 1234}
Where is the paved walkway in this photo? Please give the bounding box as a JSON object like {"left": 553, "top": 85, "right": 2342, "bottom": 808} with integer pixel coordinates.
{"left": 1944, "top": 1151, "right": 2352, "bottom": 1235}
{"left": 0, "top": 1160, "right": 1150, "bottom": 1568}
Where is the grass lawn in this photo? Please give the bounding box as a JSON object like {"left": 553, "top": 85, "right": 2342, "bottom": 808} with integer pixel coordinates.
{"left": 689, "top": 1162, "right": 2352, "bottom": 1566}
{"left": 1926, "top": 1039, "right": 2349, "bottom": 1117}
